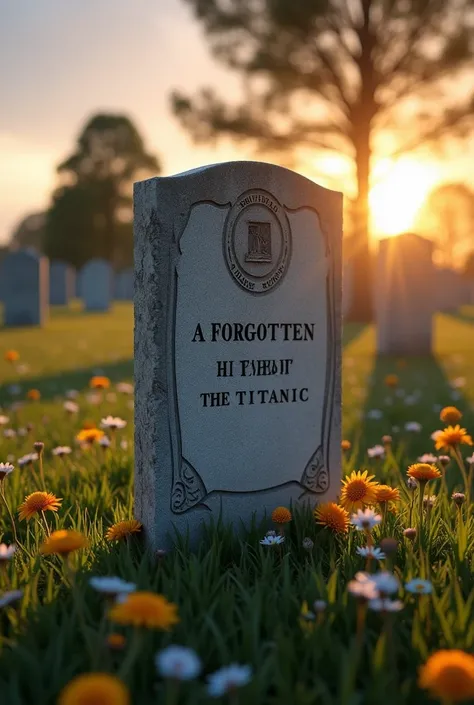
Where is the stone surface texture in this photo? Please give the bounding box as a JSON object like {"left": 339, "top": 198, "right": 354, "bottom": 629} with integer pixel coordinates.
{"left": 134, "top": 161, "right": 342, "bottom": 548}
{"left": 2, "top": 249, "right": 49, "bottom": 327}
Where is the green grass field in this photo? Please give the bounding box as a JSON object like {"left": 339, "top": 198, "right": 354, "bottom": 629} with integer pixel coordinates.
{"left": 0, "top": 304, "right": 474, "bottom": 704}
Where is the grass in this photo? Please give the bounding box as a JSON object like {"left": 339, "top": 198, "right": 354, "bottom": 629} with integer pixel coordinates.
{"left": 0, "top": 304, "right": 473, "bottom": 704}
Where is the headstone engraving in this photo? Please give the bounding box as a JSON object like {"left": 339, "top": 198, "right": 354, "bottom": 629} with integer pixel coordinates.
{"left": 134, "top": 161, "right": 342, "bottom": 547}
{"left": 1, "top": 249, "right": 48, "bottom": 327}
{"left": 80, "top": 259, "right": 112, "bottom": 312}
{"left": 49, "top": 260, "right": 75, "bottom": 306}
{"left": 376, "top": 233, "right": 434, "bottom": 355}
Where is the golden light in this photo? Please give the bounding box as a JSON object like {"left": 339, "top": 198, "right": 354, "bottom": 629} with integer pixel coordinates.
{"left": 369, "top": 159, "right": 439, "bottom": 238}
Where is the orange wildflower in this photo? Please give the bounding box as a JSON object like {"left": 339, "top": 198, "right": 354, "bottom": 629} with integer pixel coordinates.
{"left": 27, "top": 389, "right": 41, "bottom": 401}
{"left": 407, "top": 463, "right": 441, "bottom": 482}
{"left": 340, "top": 470, "right": 378, "bottom": 513}
{"left": 4, "top": 350, "right": 19, "bottom": 363}
{"left": 18, "top": 491, "right": 62, "bottom": 520}
{"left": 271, "top": 506, "right": 292, "bottom": 524}
{"left": 419, "top": 650, "right": 474, "bottom": 702}
{"left": 106, "top": 520, "right": 142, "bottom": 542}
{"left": 440, "top": 406, "right": 462, "bottom": 425}
{"left": 90, "top": 376, "right": 111, "bottom": 390}
{"left": 314, "top": 502, "right": 349, "bottom": 534}
{"left": 435, "top": 425, "right": 473, "bottom": 451}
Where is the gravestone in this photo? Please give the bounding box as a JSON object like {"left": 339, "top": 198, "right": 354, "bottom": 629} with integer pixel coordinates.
{"left": 49, "top": 260, "right": 75, "bottom": 306}
{"left": 134, "top": 161, "right": 343, "bottom": 548}
{"left": 435, "top": 268, "right": 466, "bottom": 312}
{"left": 81, "top": 259, "right": 112, "bottom": 312}
{"left": 376, "top": 233, "right": 434, "bottom": 355}
{"left": 342, "top": 260, "right": 353, "bottom": 320}
{"left": 1, "top": 249, "right": 49, "bottom": 326}
{"left": 114, "top": 268, "right": 133, "bottom": 300}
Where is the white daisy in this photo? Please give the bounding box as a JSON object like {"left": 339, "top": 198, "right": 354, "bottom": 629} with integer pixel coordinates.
{"left": 372, "top": 571, "right": 399, "bottom": 596}
{"left": 99, "top": 436, "right": 111, "bottom": 448}
{"left": 0, "top": 544, "right": 16, "bottom": 561}
{"left": 465, "top": 453, "right": 474, "bottom": 465}
{"left": 116, "top": 382, "right": 134, "bottom": 394}
{"left": 367, "top": 445, "right": 385, "bottom": 459}
{"left": 405, "top": 422, "right": 422, "bottom": 432}
{"left": 367, "top": 409, "right": 383, "bottom": 420}
{"left": 347, "top": 572, "right": 379, "bottom": 600}
{"left": 66, "top": 389, "right": 79, "bottom": 399}
{"left": 368, "top": 598, "right": 403, "bottom": 612}
{"left": 89, "top": 576, "right": 136, "bottom": 597}
{"left": 207, "top": 664, "right": 252, "bottom": 697}
{"left": 0, "top": 416, "right": 10, "bottom": 426}
{"left": 405, "top": 578, "right": 433, "bottom": 595}
{"left": 18, "top": 453, "right": 38, "bottom": 467}
{"left": 63, "top": 401, "right": 79, "bottom": 414}
{"left": 52, "top": 446, "right": 72, "bottom": 457}
{"left": 0, "top": 462, "right": 14, "bottom": 479}
{"left": 260, "top": 535, "right": 284, "bottom": 546}
{"left": 155, "top": 645, "right": 202, "bottom": 680}
{"left": 351, "top": 508, "right": 382, "bottom": 531}
{"left": 356, "top": 546, "right": 385, "bottom": 561}
{"left": 100, "top": 416, "right": 127, "bottom": 431}
{"left": 418, "top": 453, "right": 438, "bottom": 464}
{"left": 3, "top": 429, "right": 16, "bottom": 439}
{"left": 0, "top": 590, "right": 23, "bottom": 608}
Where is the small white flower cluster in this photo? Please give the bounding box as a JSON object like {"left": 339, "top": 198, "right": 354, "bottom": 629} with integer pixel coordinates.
{"left": 351, "top": 508, "right": 381, "bottom": 531}
{"left": 100, "top": 416, "right": 127, "bottom": 431}
{"left": 367, "top": 444, "right": 385, "bottom": 459}
{"left": 348, "top": 571, "right": 402, "bottom": 611}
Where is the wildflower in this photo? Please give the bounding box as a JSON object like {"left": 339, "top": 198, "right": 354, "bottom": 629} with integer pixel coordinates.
{"left": 367, "top": 445, "right": 385, "bottom": 459}
{"left": 207, "top": 664, "right": 252, "bottom": 697}
{"left": 89, "top": 376, "right": 111, "bottom": 389}
{"left": 109, "top": 591, "right": 179, "bottom": 630}
{"left": 407, "top": 476, "right": 418, "bottom": 490}
{"left": 0, "top": 462, "right": 14, "bottom": 481}
{"left": 368, "top": 598, "right": 403, "bottom": 612}
{"left": 405, "top": 578, "right": 433, "bottom": 595}
{"left": 0, "top": 590, "right": 23, "bottom": 608}
{"left": 89, "top": 576, "right": 136, "bottom": 597}
{"left": 66, "top": 389, "right": 79, "bottom": 399}
{"left": 405, "top": 422, "right": 422, "bottom": 432}
{"left": 33, "top": 441, "right": 44, "bottom": 454}
{"left": 375, "top": 485, "right": 400, "bottom": 504}
{"left": 419, "top": 650, "right": 474, "bottom": 702}
{"left": 266, "top": 530, "right": 276, "bottom": 537}
{"left": 18, "top": 491, "right": 62, "bottom": 520}
{"left": 384, "top": 374, "right": 399, "bottom": 388}
{"left": 356, "top": 546, "right": 385, "bottom": 561}
{"left": 340, "top": 470, "right": 378, "bottom": 512}
{"left": 379, "top": 538, "right": 398, "bottom": 556}
{"left": 99, "top": 435, "right": 111, "bottom": 448}
{"left": 438, "top": 455, "right": 450, "bottom": 467}
{"left": 418, "top": 453, "right": 438, "bottom": 463}
{"left": 465, "top": 453, "right": 474, "bottom": 465}
{"left": 313, "top": 599, "right": 327, "bottom": 612}
{"left": 367, "top": 409, "right": 383, "bottom": 420}
{"left": 347, "top": 572, "right": 378, "bottom": 600}
{"left": 351, "top": 508, "right": 382, "bottom": 531}
{"left": 155, "top": 645, "right": 202, "bottom": 680}
{"left": 58, "top": 673, "right": 130, "bottom": 705}
{"left": 302, "top": 537, "right": 314, "bottom": 551}
{"left": 106, "top": 633, "right": 126, "bottom": 650}
{"left": 407, "top": 463, "right": 441, "bottom": 482}
{"left": 116, "top": 382, "right": 134, "bottom": 394}
{"left": 86, "top": 392, "right": 102, "bottom": 405}
{"left": 27, "top": 389, "right": 41, "bottom": 401}
{"left": 403, "top": 527, "right": 417, "bottom": 541}
{"left": 106, "top": 520, "right": 142, "bottom": 542}
{"left": 314, "top": 502, "right": 349, "bottom": 534}
{"left": 0, "top": 544, "right": 16, "bottom": 561}
{"left": 382, "top": 435, "right": 392, "bottom": 446}
{"left": 440, "top": 406, "right": 462, "bottom": 425}
{"left": 271, "top": 506, "right": 292, "bottom": 524}
{"left": 18, "top": 452, "right": 38, "bottom": 467}
{"left": 4, "top": 350, "right": 19, "bottom": 363}
{"left": 76, "top": 428, "right": 105, "bottom": 444}
{"left": 40, "top": 530, "right": 88, "bottom": 556}
{"left": 0, "top": 416, "right": 9, "bottom": 426}
{"left": 372, "top": 571, "right": 399, "bottom": 596}
{"left": 452, "top": 492, "right": 466, "bottom": 507}
{"left": 423, "top": 495, "right": 437, "bottom": 509}
{"left": 100, "top": 416, "right": 127, "bottom": 431}
{"left": 341, "top": 439, "right": 351, "bottom": 451}
{"left": 435, "top": 425, "right": 473, "bottom": 451}
{"left": 260, "top": 534, "right": 284, "bottom": 545}
{"left": 63, "top": 401, "right": 79, "bottom": 414}
{"left": 3, "top": 429, "right": 16, "bottom": 439}
{"left": 52, "top": 446, "right": 72, "bottom": 457}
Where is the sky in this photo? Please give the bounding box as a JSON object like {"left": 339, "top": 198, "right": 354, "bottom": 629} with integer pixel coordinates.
{"left": 1, "top": 0, "right": 474, "bottom": 245}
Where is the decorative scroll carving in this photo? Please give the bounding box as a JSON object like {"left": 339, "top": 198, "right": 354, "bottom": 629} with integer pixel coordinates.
{"left": 171, "top": 459, "right": 207, "bottom": 513}
{"left": 300, "top": 446, "right": 329, "bottom": 494}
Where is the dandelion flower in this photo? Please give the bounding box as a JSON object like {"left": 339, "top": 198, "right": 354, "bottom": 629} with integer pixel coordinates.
{"left": 109, "top": 591, "right": 179, "bottom": 630}
{"left": 350, "top": 508, "right": 381, "bottom": 531}
{"left": 271, "top": 506, "right": 292, "bottom": 524}
{"left": 0, "top": 590, "right": 23, "bottom": 608}
{"left": 435, "top": 425, "right": 473, "bottom": 450}
{"left": 315, "top": 502, "right": 349, "bottom": 534}
{"left": 0, "top": 462, "right": 14, "bottom": 481}
{"left": 18, "top": 491, "right": 62, "bottom": 521}
{"left": 207, "top": 664, "right": 252, "bottom": 697}
{"left": 106, "top": 520, "right": 142, "bottom": 542}
{"left": 89, "top": 376, "right": 111, "bottom": 390}
{"left": 374, "top": 485, "right": 400, "bottom": 504}
{"left": 440, "top": 406, "right": 462, "bottom": 425}
{"left": 419, "top": 650, "right": 474, "bottom": 702}
{"left": 155, "top": 645, "right": 202, "bottom": 680}
{"left": 4, "top": 350, "right": 19, "bottom": 363}
{"left": 340, "top": 470, "right": 378, "bottom": 512}
{"left": 26, "top": 389, "right": 41, "bottom": 401}
{"left": 405, "top": 578, "right": 433, "bottom": 595}
{"left": 100, "top": 416, "right": 127, "bottom": 431}
{"left": 40, "top": 530, "right": 88, "bottom": 556}
{"left": 407, "top": 463, "right": 441, "bottom": 482}
{"left": 76, "top": 428, "right": 105, "bottom": 445}
{"left": 58, "top": 673, "right": 130, "bottom": 705}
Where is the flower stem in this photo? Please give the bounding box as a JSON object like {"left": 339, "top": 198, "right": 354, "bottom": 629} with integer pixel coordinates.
{"left": 118, "top": 628, "right": 143, "bottom": 680}
{"left": 0, "top": 484, "right": 18, "bottom": 545}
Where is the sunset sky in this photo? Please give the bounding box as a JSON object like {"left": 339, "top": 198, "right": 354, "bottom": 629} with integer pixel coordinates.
{"left": 1, "top": 0, "right": 474, "bottom": 245}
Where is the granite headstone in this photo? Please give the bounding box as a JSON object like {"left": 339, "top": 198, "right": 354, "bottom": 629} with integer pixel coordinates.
{"left": 134, "top": 161, "right": 343, "bottom": 547}
{"left": 81, "top": 259, "right": 112, "bottom": 312}
{"left": 1, "top": 249, "right": 49, "bottom": 327}
{"left": 49, "top": 260, "right": 75, "bottom": 306}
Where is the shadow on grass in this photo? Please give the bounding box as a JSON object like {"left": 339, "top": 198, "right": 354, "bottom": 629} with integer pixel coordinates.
{"left": 0, "top": 358, "right": 133, "bottom": 404}
{"left": 342, "top": 322, "right": 367, "bottom": 347}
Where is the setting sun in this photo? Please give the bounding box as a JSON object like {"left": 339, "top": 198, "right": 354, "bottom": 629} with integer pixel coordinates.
{"left": 369, "top": 159, "right": 439, "bottom": 238}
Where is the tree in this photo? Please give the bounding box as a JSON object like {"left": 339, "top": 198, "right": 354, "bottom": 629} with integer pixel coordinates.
{"left": 10, "top": 212, "right": 46, "bottom": 252}
{"left": 417, "top": 183, "right": 474, "bottom": 269}
{"left": 44, "top": 113, "right": 160, "bottom": 268}
{"left": 171, "top": 0, "right": 474, "bottom": 321}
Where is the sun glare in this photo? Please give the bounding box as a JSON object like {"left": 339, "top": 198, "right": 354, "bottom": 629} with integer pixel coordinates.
{"left": 369, "top": 159, "right": 438, "bottom": 238}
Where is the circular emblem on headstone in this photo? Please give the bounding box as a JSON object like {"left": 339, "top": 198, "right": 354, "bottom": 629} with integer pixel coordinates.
{"left": 224, "top": 188, "right": 291, "bottom": 294}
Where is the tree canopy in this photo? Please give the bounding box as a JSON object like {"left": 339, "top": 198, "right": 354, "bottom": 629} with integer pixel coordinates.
{"left": 171, "top": 0, "right": 474, "bottom": 320}
{"left": 44, "top": 113, "right": 160, "bottom": 268}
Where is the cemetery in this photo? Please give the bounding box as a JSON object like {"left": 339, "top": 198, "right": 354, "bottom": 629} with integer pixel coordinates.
{"left": 2, "top": 1, "right": 474, "bottom": 704}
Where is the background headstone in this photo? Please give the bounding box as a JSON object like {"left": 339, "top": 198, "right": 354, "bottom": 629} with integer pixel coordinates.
{"left": 49, "top": 260, "right": 75, "bottom": 306}
{"left": 434, "top": 267, "right": 466, "bottom": 313}
{"left": 342, "top": 260, "right": 353, "bottom": 320}
{"left": 376, "top": 233, "right": 434, "bottom": 355}
{"left": 1, "top": 249, "right": 49, "bottom": 327}
{"left": 80, "top": 259, "right": 112, "bottom": 312}
{"left": 134, "top": 161, "right": 343, "bottom": 548}
{"left": 114, "top": 268, "right": 133, "bottom": 300}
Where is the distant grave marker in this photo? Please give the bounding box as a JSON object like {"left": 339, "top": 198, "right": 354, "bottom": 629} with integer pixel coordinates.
{"left": 114, "top": 268, "right": 133, "bottom": 300}
{"left": 49, "top": 261, "right": 75, "bottom": 306}
{"left": 376, "top": 233, "right": 434, "bottom": 355}
{"left": 134, "top": 161, "right": 343, "bottom": 547}
{"left": 1, "top": 250, "right": 48, "bottom": 327}
{"left": 81, "top": 259, "right": 112, "bottom": 312}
